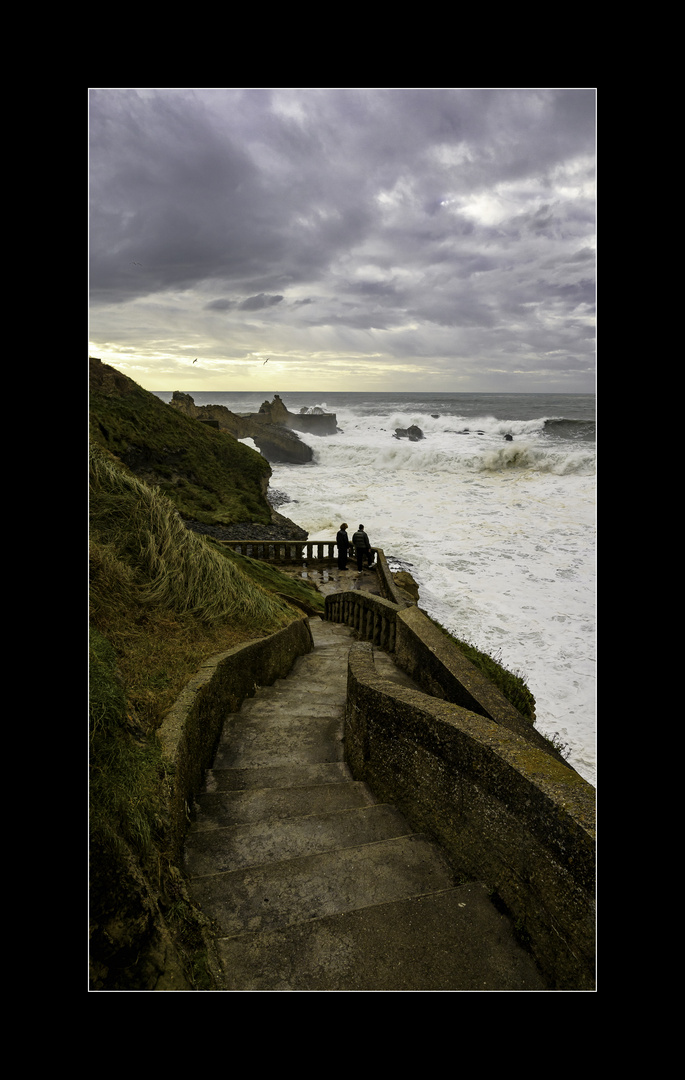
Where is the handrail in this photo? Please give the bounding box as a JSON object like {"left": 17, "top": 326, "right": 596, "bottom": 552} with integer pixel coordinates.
{"left": 326, "top": 590, "right": 399, "bottom": 651}
{"left": 216, "top": 539, "right": 408, "bottom": 606}
{"left": 216, "top": 539, "right": 346, "bottom": 562}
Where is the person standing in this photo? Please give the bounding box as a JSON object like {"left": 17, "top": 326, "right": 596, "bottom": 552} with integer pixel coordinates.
{"left": 336, "top": 523, "right": 350, "bottom": 570}
{"left": 352, "top": 524, "right": 373, "bottom": 572}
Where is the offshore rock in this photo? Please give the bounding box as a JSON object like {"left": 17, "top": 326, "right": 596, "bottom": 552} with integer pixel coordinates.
{"left": 394, "top": 425, "right": 424, "bottom": 442}
{"left": 257, "top": 394, "right": 338, "bottom": 436}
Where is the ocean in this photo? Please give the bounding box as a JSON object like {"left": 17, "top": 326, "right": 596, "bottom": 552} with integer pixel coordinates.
{"left": 154, "top": 390, "right": 596, "bottom": 786}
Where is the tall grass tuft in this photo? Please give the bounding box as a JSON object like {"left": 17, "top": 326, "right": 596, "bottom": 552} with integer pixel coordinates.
{"left": 89, "top": 447, "right": 293, "bottom": 631}
{"left": 89, "top": 627, "right": 166, "bottom": 859}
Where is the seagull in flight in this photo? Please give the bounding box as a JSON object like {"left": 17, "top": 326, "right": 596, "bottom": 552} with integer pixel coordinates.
{"left": 263, "top": 358, "right": 269, "bottom": 365}
{"left": 193, "top": 358, "right": 197, "bottom": 363}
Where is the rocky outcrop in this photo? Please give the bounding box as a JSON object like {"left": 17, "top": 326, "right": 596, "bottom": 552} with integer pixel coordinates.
{"left": 393, "top": 570, "right": 420, "bottom": 603}
{"left": 185, "top": 516, "right": 308, "bottom": 543}
{"left": 257, "top": 395, "right": 338, "bottom": 436}
{"left": 170, "top": 393, "right": 315, "bottom": 464}
{"left": 248, "top": 426, "right": 313, "bottom": 464}
{"left": 394, "top": 425, "right": 424, "bottom": 442}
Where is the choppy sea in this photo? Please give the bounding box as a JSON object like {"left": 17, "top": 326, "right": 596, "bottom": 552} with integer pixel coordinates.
{"left": 154, "top": 391, "right": 596, "bottom": 785}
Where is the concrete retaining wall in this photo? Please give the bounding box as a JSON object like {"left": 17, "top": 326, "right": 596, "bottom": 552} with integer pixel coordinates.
{"left": 345, "top": 641, "right": 596, "bottom": 990}
{"left": 373, "top": 549, "right": 410, "bottom": 606}
{"left": 325, "top": 590, "right": 566, "bottom": 762}
{"left": 158, "top": 617, "right": 313, "bottom": 860}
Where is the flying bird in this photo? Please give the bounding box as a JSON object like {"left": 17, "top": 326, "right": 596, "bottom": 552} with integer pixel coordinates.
{"left": 193, "top": 358, "right": 197, "bottom": 363}
{"left": 263, "top": 358, "right": 269, "bottom": 365}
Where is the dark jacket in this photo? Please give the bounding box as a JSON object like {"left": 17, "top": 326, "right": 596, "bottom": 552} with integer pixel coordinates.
{"left": 336, "top": 530, "right": 349, "bottom": 549}
{"left": 352, "top": 529, "right": 370, "bottom": 549}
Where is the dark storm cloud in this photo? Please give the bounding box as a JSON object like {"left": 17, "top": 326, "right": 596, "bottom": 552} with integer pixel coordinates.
{"left": 238, "top": 293, "right": 284, "bottom": 311}
{"left": 89, "top": 88, "right": 596, "bottom": 390}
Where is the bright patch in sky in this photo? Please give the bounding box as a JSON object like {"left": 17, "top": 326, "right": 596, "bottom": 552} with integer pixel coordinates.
{"left": 89, "top": 88, "right": 596, "bottom": 394}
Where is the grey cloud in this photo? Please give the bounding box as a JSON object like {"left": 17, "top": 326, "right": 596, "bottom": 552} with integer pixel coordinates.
{"left": 205, "top": 298, "right": 235, "bottom": 311}
{"left": 238, "top": 294, "right": 284, "bottom": 311}
{"left": 89, "top": 88, "right": 596, "bottom": 389}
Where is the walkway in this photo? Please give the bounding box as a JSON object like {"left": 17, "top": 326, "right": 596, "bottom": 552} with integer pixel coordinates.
{"left": 183, "top": 586, "right": 546, "bottom": 990}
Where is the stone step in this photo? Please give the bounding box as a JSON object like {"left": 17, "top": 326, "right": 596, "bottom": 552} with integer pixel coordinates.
{"left": 191, "top": 780, "right": 377, "bottom": 828}
{"left": 212, "top": 714, "right": 345, "bottom": 768}
{"left": 188, "top": 833, "right": 458, "bottom": 937}
{"left": 214, "top": 884, "right": 546, "bottom": 991}
{"left": 204, "top": 761, "right": 353, "bottom": 793}
{"left": 185, "top": 803, "right": 413, "bottom": 875}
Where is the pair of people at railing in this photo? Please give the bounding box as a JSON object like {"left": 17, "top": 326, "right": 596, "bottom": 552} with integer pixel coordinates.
{"left": 337, "top": 523, "right": 374, "bottom": 573}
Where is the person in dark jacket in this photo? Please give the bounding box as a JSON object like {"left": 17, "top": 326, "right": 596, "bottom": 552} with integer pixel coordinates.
{"left": 352, "top": 525, "right": 373, "bottom": 571}
{"left": 336, "top": 523, "right": 350, "bottom": 570}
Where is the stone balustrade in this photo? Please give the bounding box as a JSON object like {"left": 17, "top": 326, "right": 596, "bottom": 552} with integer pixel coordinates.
{"left": 325, "top": 591, "right": 399, "bottom": 652}
{"left": 217, "top": 539, "right": 345, "bottom": 563}
{"left": 218, "top": 540, "right": 408, "bottom": 607}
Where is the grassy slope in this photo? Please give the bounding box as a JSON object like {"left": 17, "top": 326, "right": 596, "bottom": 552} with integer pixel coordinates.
{"left": 89, "top": 357, "right": 272, "bottom": 526}
{"left": 89, "top": 361, "right": 323, "bottom": 990}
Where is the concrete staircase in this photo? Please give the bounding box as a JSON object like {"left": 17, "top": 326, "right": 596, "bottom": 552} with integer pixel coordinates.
{"left": 184, "top": 618, "right": 546, "bottom": 990}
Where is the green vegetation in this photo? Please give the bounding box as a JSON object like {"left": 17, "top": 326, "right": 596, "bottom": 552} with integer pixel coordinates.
{"left": 89, "top": 627, "right": 166, "bottom": 856}
{"left": 89, "top": 447, "right": 302, "bottom": 989}
{"left": 89, "top": 357, "right": 271, "bottom": 526}
{"left": 89, "top": 444, "right": 302, "bottom": 731}
{"left": 90, "top": 446, "right": 293, "bottom": 633}
{"left": 89, "top": 360, "right": 325, "bottom": 990}
{"left": 212, "top": 541, "right": 325, "bottom": 616}
{"left": 546, "top": 731, "right": 571, "bottom": 760}
{"left": 422, "top": 612, "right": 536, "bottom": 723}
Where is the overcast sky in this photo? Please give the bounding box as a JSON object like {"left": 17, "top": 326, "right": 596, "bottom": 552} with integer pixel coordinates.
{"left": 89, "top": 88, "right": 596, "bottom": 394}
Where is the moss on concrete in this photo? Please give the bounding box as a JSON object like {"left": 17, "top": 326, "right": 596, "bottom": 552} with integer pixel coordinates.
{"left": 344, "top": 641, "right": 595, "bottom": 990}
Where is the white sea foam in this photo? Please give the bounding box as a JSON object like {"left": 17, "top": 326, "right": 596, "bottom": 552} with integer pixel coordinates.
{"left": 270, "top": 399, "right": 596, "bottom": 785}
{"left": 238, "top": 437, "right": 259, "bottom": 452}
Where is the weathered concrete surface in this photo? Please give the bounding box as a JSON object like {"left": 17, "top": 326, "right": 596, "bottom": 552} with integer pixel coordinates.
{"left": 214, "top": 884, "right": 543, "bottom": 992}
{"left": 183, "top": 618, "right": 547, "bottom": 990}
{"left": 395, "top": 605, "right": 561, "bottom": 755}
{"left": 345, "top": 641, "right": 595, "bottom": 990}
